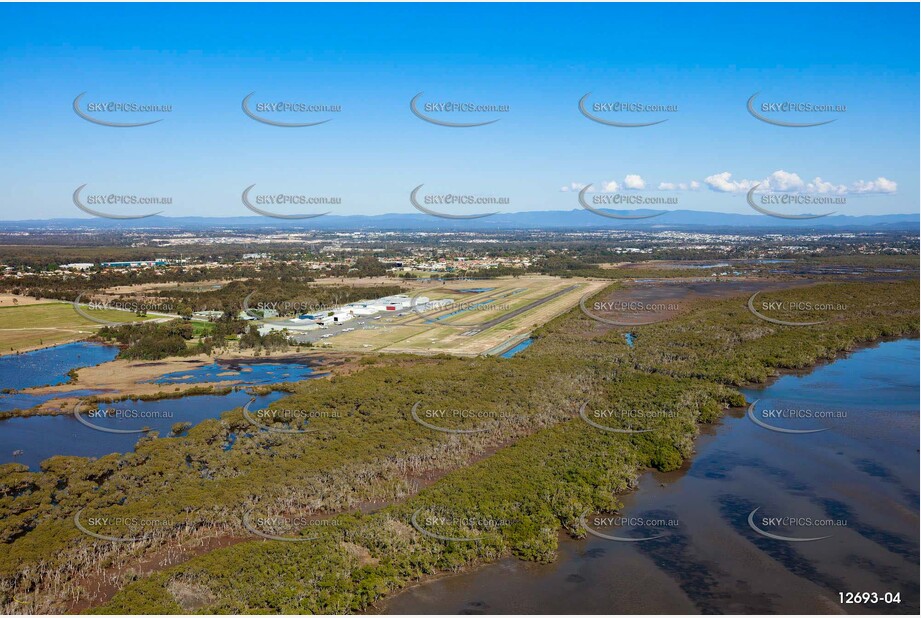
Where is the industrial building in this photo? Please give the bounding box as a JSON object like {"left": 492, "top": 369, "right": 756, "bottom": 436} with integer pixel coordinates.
{"left": 256, "top": 292, "right": 450, "bottom": 337}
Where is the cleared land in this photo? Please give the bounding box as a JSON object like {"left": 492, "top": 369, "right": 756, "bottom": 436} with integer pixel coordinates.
{"left": 0, "top": 293, "right": 56, "bottom": 307}
{"left": 316, "top": 276, "right": 607, "bottom": 356}
{"left": 102, "top": 280, "right": 235, "bottom": 295}
{"left": 0, "top": 301, "right": 153, "bottom": 354}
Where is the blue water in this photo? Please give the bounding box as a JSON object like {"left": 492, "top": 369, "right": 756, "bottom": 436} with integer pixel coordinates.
{"left": 500, "top": 338, "right": 534, "bottom": 358}
{"left": 0, "top": 343, "right": 326, "bottom": 469}
{"left": 385, "top": 338, "right": 920, "bottom": 614}
{"left": 152, "top": 361, "right": 320, "bottom": 385}
{"left": 741, "top": 338, "right": 920, "bottom": 429}
{"left": 0, "top": 390, "right": 285, "bottom": 470}
{"left": 0, "top": 389, "right": 106, "bottom": 414}
{"left": 0, "top": 342, "right": 118, "bottom": 391}
{"left": 624, "top": 333, "right": 635, "bottom": 347}
{"left": 459, "top": 287, "right": 495, "bottom": 293}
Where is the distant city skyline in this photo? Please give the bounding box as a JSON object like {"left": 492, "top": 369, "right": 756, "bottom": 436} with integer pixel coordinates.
{"left": 1, "top": 3, "right": 918, "bottom": 220}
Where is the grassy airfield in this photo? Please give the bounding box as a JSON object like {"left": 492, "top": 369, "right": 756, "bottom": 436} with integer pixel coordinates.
{"left": 320, "top": 276, "right": 606, "bottom": 356}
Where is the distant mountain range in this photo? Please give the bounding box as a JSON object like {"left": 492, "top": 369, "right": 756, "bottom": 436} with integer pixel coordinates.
{"left": 0, "top": 209, "right": 917, "bottom": 232}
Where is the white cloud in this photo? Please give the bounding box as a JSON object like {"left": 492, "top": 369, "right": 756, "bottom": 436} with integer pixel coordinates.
{"left": 658, "top": 180, "right": 701, "bottom": 191}
{"left": 852, "top": 177, "right": 898, "bottom": 194}
{"left": 704, "top": 170, "right": 895, "bottom": 195}
{"left": 806, "top": 177, "right": 847, "bottom": 195}
{"left": 704, "top": 171, "right": 759, "bottom": 193}
{"left": 575, "top": 172, "right": 896, "bottom": 196}
{"left": 623, "top": 174, "right": 646, "bottom": 190}
{"left": 763, "top": 169, "right": 804, "bottom": 192}
{"left": 705, "top": 170, "right": 803, "bottom": 193}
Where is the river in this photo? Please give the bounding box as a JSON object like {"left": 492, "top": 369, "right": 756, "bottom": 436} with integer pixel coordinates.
{"left": 381, "top": 339, "right": 920, "bottom": 615}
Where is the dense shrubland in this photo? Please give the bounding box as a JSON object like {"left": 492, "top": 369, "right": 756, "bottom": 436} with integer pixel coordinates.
{"left": 0, "top": 280, "right": 916, "bottom": 613}
{"left": 0, "top": 262, "right": 404, "bottom": 315}
{"left": 95, "top": 319, "right": 295, "bottom": 360}
{"left": 151, "top": 278, "right": 404, "bottom": 318}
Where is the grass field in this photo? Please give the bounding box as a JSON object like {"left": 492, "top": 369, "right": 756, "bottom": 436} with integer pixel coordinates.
{"left": 0, "top": 301, "right": 153, "bottom": 354}
{"left": 324, "top": 276, "right": 606, "bottom": 356}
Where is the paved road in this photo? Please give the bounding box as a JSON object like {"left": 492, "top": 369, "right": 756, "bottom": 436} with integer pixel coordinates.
{"left": 462, "top": 284, "right": 579, "bottom": 335}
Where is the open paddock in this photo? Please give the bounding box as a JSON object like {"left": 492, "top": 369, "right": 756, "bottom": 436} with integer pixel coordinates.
{"left": 0, "top": 301, "right": 155, "bottom": 355}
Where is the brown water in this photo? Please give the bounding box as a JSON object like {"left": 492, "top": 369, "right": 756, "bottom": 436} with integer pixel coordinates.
{"left": 381, "top": 340, "right": 919, "bottom": 614}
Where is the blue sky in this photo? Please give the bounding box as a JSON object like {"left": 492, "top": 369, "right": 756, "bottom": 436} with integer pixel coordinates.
{"left": 0, "top": 2, "right": 918, "bottom": 220}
